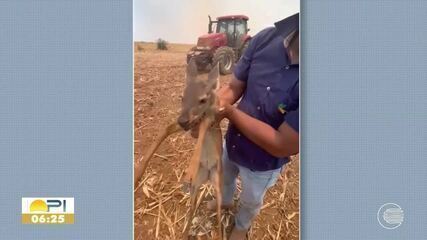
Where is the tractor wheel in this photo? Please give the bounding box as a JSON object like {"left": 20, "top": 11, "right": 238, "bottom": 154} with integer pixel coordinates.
{"left": 213, "top": 46, "right": 235, "bottom": 75}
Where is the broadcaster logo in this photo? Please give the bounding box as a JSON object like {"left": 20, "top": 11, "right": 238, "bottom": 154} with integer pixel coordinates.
{"left": 22, "top": 197, "right": 74, "bottom": 224}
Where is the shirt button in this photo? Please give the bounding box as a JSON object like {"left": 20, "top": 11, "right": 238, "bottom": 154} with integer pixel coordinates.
{"left": 266, "top": 86, "right": 271, "bottom": 91}
{"left": 285, "top": 65, "right": 290, "bottom": 70}
{"left": 257, "top": 106, "right": 261, "bottom": 110}
{"left": 232, "top": 145, "right": 236, "bottom": 149}
{"left": 237, "top": 133, "right": 241, "bottom": 137}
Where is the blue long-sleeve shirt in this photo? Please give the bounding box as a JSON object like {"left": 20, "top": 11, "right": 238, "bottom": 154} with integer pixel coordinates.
{"left": 226, "top": 13, "right": 299, "bottom": 171}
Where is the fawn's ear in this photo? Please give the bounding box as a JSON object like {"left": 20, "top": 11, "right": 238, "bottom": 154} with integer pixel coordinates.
{"left": 186, "top": 58, "right": 198, "bottom": 82}
{"left": 207, "top": 63, "right": 219, "bottom": 91}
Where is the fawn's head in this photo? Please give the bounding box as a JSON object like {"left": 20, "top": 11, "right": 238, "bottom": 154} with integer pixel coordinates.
{"left": 177, "top": 59, "right": 219, "bottom": 131}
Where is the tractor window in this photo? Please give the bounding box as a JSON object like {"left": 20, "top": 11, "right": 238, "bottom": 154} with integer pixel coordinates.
{"left": 235, "top": 20, "right": 246, "bottom": 36}
{"left": 217, "top": 21, "right": 228, "bottom": 33}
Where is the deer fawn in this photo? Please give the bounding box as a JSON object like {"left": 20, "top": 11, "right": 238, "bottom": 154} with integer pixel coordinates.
{"left": 134, "top": 59, "right": 224, "bottom": 239}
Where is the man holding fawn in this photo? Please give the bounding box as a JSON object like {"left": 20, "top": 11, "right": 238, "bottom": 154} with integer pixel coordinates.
{"left": 210, "top": 13, "right": 299, "bottom": 239}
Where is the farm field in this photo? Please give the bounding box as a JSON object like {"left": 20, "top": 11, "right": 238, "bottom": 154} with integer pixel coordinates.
{"left": 134, "top": 42, "right": 300, "bottom": 240}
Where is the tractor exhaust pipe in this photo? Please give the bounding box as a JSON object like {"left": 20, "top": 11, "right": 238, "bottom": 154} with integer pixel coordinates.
{"left": 208, "top": 15, "right": 213, "bottom": 33}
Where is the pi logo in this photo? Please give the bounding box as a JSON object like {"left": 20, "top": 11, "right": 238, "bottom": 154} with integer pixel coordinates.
{"left": 29, "top": 199, "right": 67, "bottom": 213}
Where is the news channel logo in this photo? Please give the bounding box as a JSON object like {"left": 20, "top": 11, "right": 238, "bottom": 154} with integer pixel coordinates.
{"left": 22, "top": 197, "right": 74, "bottom": 224}
{"left": 377, "top": 203, "right": 404, "bottom": 229}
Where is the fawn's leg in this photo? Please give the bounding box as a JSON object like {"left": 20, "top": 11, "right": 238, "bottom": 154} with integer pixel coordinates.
{"left": 208, "top": 145, "right": 239, "bottom": 211}
{"left": 183, "top": 118, "right": 211, "bottom": 183}
{"left": 213, "top": 127, "right": 224, "bottom": 239}
{"left": 134, "top": 122, "right": 182, "bottom": 189}
{"left": 183, "top": 120, "right": 211, "bottom": 238}
{"left": 214, "top": 168, "right": 223, "bottom": 239}
{"left": 183, "top": 186, "right": 200, "bottom": 239}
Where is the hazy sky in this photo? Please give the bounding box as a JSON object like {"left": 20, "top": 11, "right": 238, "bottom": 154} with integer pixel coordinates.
{"left": 134, "top": 0, "right": 299, "bottom": 44}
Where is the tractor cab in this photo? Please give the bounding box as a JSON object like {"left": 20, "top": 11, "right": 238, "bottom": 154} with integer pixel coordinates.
{"left": 187, "top": 15, "right": 252, "bottom": 75}
{"left": 209, "top": 15, "right": 249, "bottom": 50}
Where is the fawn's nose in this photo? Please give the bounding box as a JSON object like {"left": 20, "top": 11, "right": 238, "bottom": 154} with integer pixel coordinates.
{"left": 177, "top": 115, "right": 190, "bottom": 131}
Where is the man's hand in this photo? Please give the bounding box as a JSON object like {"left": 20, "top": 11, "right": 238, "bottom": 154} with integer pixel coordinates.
{"left": 215, "top": 101, "right": 232, "bottom": 123}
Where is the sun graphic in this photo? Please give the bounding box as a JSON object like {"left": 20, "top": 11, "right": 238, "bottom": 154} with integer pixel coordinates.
{"left": 30, "top": 199, "right": 48, "bottom": 212}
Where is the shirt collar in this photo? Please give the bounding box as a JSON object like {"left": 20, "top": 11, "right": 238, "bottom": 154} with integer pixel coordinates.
{"left": 274, "top": 13, "right": 299, "bottom": 39}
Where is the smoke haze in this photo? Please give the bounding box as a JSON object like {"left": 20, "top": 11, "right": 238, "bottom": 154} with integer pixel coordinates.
{"left": 134, "top": 0, "right": 299, "bottom": 44}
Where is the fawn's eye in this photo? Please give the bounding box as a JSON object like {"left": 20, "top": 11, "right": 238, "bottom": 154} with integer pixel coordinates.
{"left": 199, "top": 98, "right": 207, "bottom": 104}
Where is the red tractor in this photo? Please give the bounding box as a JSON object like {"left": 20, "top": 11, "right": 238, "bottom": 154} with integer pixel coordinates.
{"left": 187, "top": 15, "right": 252, "bottom": 75}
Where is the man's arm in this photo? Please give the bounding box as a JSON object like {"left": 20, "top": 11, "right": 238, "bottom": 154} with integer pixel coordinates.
{"left": 222, "top": 104, "right": 299, "bottom": 158}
